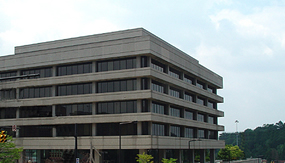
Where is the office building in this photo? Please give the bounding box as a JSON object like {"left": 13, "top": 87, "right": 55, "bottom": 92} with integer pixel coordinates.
{"left": 0, "top": 28, "right": 225, "bottom": 163}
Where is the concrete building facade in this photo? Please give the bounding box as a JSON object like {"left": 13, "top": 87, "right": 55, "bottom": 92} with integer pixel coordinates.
{"left": 0, "top": 28, "right": 225, "bottom": 163}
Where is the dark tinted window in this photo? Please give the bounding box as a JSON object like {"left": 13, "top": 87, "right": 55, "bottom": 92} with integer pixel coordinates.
{"left": 0, "top": 107, "right": 17, "bottom": 119}
{"left": 19, "top": 87, "right": 52, "bottom": 99}
{"left": 20, "top": 125, "right": 53, "bottom": 137}
{"left": 0, "top": 71, "right": 17, "bottom": 82}
{"left": 57, "top": 83, "right": 92, "bottom": 96}
{"left": 56, "top": 124, "right": 91, "bottom": 136}
{"left": 151, "top": 81, "right": 165, "bottom": 94}
{"left": 152, "top": 102, "right": 166, "bottom": 115}
{"left": 0, "top": 89, "right": 16, "bottom": 100}
{"left": 97, "top": 79, "right": 136, "bottom": 93}
{"left": 56, "top": 103, "right": 92, "bottom": 116}
{"left": 21, "top": 67, "right": 52, "bottom": 79}
{"left": 152, "top": 123, "right": 165, "bottom": 136}
{"left": 57, "top": 62, "right": 92, "bottom": 76}
{"left": 151, "top": 59, "right": 166, "bottom": 73}
{"left": 170, "top": 125, "right": 181, "bottom": 137}
{"left": 170, "top": 107, "right": 181, "bottom": 118}
{"left": 97, "top": 101, "right": 137, "bottom": 114}
{"left": 97, "top": 58, "right": 136, "bottom": 72}
{"left": 20, "top": 106, "right": 52, "bottom": 118}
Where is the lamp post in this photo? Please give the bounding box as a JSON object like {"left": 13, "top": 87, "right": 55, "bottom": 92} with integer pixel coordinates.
{"left": 119, "top": 121, "right": 137, "bottom": 163}
{"left": 235, "top": 120, "right": 239, "bottom": 146}
{"left": 188, "top": 139, "right": 201, "bottom": 163}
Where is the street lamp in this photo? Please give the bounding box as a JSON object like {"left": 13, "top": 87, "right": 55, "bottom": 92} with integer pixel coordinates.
{"left": 188, "top": 138, "right": 201, "bottom": 149}
{"left": 235, "top": 120, "right": 239, "bottom": 146}
{"left": 188, "top": 139, "right": 201, "bottom": 163}
{"left": 119, "top": 121, "right": 137, "bottom": 163}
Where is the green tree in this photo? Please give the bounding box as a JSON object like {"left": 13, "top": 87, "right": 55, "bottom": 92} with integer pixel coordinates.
{"left": 136, "top": 152, "right": 154, "bottom": 163}
{"left": 217, "top": 145, "right": 244, "bottom": 161}
{"left": 161, "top": 158, "right": 177, "bottom": 163}
{"left": 0, "top": 135, "right": 23, "bottom": 163}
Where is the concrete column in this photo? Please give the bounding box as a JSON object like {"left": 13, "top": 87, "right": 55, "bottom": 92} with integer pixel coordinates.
{"left": 52, "top": 85, "right": 56, "bottom": 97}
{"left": 52, "top": 127, "right": 56, "bottom": 137}
{"left": 149, "top": 122, "right": 152, "bottom": 135}
{"left": 136, "top": 56, "right": 141, "bottom": 68}
{"left": 148, "top": 56, "right": 152, "bottom": 67}
{"left": 92, "top": 61, "right": 96, "bottom": 73}
{"left": 199, "top": 149, "right": 206, "bottom": 163}
{"left": 165, "top": 64, "right": 169, "bottom": 74}
{"left": 137, "top": 121, "right": 142, "bottom": 135}
{"left": 16, "top": 107, "right": 20, "bottom": 118}
{"left": 205, "top": 83, "right": 208, "bottom": 91}
{"left": 210, "top": 149, "right": 215, "bottom": 163}
{"left": 52, "top": 105, "right": 56, "bottom": 117}
{"left": 52, "top": 66, "right": 57, "bottom": 76}
{"left": 16, "top": 88, "right": 20, "bottom": 100}
{"left": 16, "top": 128, "right": 19, "bottom": 138}
{"left": 205, "top": 114, "right": 209, "bottom": 123}
{"left": 92, "top": 102, "right": 96, "bottom": 115}
{"left": 92, "top": 81, "right": 96, "bottom": 94}
{"left": 92, "top": 123, "right": 96, "bottom": 136}
{"left": 193, "top": 78, "right": 197, "bottom": 86}
{"left": 149, "top": 99, "right": 152, "bottom": 113}
{"left": 137, "top": 77, "right": 141, "bottom": 90}
{"left": 137, "top": 99, "right": 142, "bottom": 113}
{"left": 168, "top": 124, "right": 171, "bottom": 136}
{"left": 166, "top": 104, "right": 170, "bottom": 116}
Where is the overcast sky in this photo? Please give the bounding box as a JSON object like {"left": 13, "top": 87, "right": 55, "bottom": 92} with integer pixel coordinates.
{"left": 1, "top": 0, "right": 284, "bottom": 133}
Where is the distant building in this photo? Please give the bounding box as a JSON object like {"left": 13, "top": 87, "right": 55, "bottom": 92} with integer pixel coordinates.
{"left": 0, "top": 28, "right": 225, "bottom": 163}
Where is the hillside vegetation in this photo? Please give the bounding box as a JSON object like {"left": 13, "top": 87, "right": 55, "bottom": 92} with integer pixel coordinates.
{"left": 219, "top": 121, "right": 285, "bottom": 161}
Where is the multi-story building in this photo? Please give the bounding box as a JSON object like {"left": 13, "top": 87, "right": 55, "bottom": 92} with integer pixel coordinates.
{"left": 0, "top": 28, "right": 224, "bottom": 163}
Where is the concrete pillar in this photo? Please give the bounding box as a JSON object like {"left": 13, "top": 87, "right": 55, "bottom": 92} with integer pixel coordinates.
{"left": 52, "top": 85, "right": 56, "bottom": 97}
{"left": 210, "top": 149, "right": 215, "bottom": 163}
{"left": 16, "top": 127, "right": 20, "bottom": 138}
{"left": 16, "top": 107, "right": 20, "bottom": 118}
{"left": 92, "top": 103, "right": 96, "bottom": 115}
{"left": 92, "top": 81, "right": 96, "bottom": 94}
{"left": 137, "top": 121, "right": 142, "bottom": 135}
{"left": 136, "top": 56, "right": 141, "bottom": 68}
{"left": 149, "top": 122, "right": 152, "bottom": 135}
{"left": 137, "top": 99, "right": 142, "bottom": 113}
{"left": 92, "top": 123, "right": 96, "bottom": 136}
{"left": 16, "top": 88, "right": 20, "bottom": 100}
{"left": 137, "top": 77, "right": 141, "bottom": 90}
{"left": 200, "top": 149, "right": 206, "bottom": 163}
{"left": 149, "top": 99, "right": 152, "bottom": 113}
{"left": 52, "top": 127, "right": 56, "bottom": 137}
{"left": 52, "top": 66, "right": 57, "bottom": 76}
{"left": 52, "top": 105, "right": 56, "bottom": 117}
{"left": 148, "top": 56, "right": 152, "bottom": 67}
{"left": 92, "top": 61, "right": 96, "bottom": 73}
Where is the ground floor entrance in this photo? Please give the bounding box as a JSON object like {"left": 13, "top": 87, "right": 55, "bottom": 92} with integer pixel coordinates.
{"left": 21, "top": 149, "right": 215, "bottom": 163}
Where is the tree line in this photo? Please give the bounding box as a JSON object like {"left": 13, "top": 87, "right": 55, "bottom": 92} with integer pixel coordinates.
{"left": 219, "top": 121, "right": 285, "bottom": 161}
